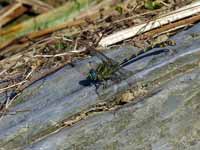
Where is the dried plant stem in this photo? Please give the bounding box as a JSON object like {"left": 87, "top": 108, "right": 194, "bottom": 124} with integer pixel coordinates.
{"left": 99, "top": 1, "right": 200, "bottom": 47}
{"left": 0, "top": 2, "right": 28, "bottom": 27}
{"left": 0, "top": 80, "right": 26, "bottom": 94}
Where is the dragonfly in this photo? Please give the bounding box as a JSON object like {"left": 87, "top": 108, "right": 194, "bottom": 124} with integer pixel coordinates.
{"left": 79, "top": 44, "right": 170, "bottom": 91}
{"left": 86, "top": 49, "right": 132, "bottom": 87}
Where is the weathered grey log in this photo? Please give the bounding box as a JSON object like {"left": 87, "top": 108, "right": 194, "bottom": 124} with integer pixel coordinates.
{"left": 0, "top": 23, "right": 200, "bottom": 150}
{"left": 26, "top": 68, "right": 200, "bottom": 150}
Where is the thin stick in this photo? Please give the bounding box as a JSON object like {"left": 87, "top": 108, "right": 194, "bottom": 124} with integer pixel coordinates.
{"left": 33, "top": 52, "right": 72, "bottom": 58}
{"left": 0, "top": 80, "right": 26, "bottom": 93}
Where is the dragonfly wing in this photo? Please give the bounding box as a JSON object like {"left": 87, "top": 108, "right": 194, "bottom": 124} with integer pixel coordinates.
{"left": 92, "top": 50, "right": 118, "bottom": 66}
{"left": 110, "top": 67, "right": 132, "bottom": 82}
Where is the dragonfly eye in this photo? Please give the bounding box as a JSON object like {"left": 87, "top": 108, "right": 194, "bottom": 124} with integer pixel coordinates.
{"left": 87, "top": 69, "right": 97, "bottom": 81}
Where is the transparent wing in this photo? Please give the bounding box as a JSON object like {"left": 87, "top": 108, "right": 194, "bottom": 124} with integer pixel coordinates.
{"left": 91, "top": 50, "right": 118, "bottom": 66}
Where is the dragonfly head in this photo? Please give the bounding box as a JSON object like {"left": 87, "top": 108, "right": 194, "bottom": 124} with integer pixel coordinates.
{"left": 87, "top": 69, "right": 98, "bottom": 81}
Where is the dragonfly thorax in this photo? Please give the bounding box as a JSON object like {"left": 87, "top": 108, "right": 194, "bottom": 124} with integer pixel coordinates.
{"left": 87, "top": 62, "right": 119, "bottom": 81}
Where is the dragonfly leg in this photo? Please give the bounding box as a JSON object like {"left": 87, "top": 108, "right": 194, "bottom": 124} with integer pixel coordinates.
{"left": 102, "top": 80, "right": 109, "bottom": 89}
